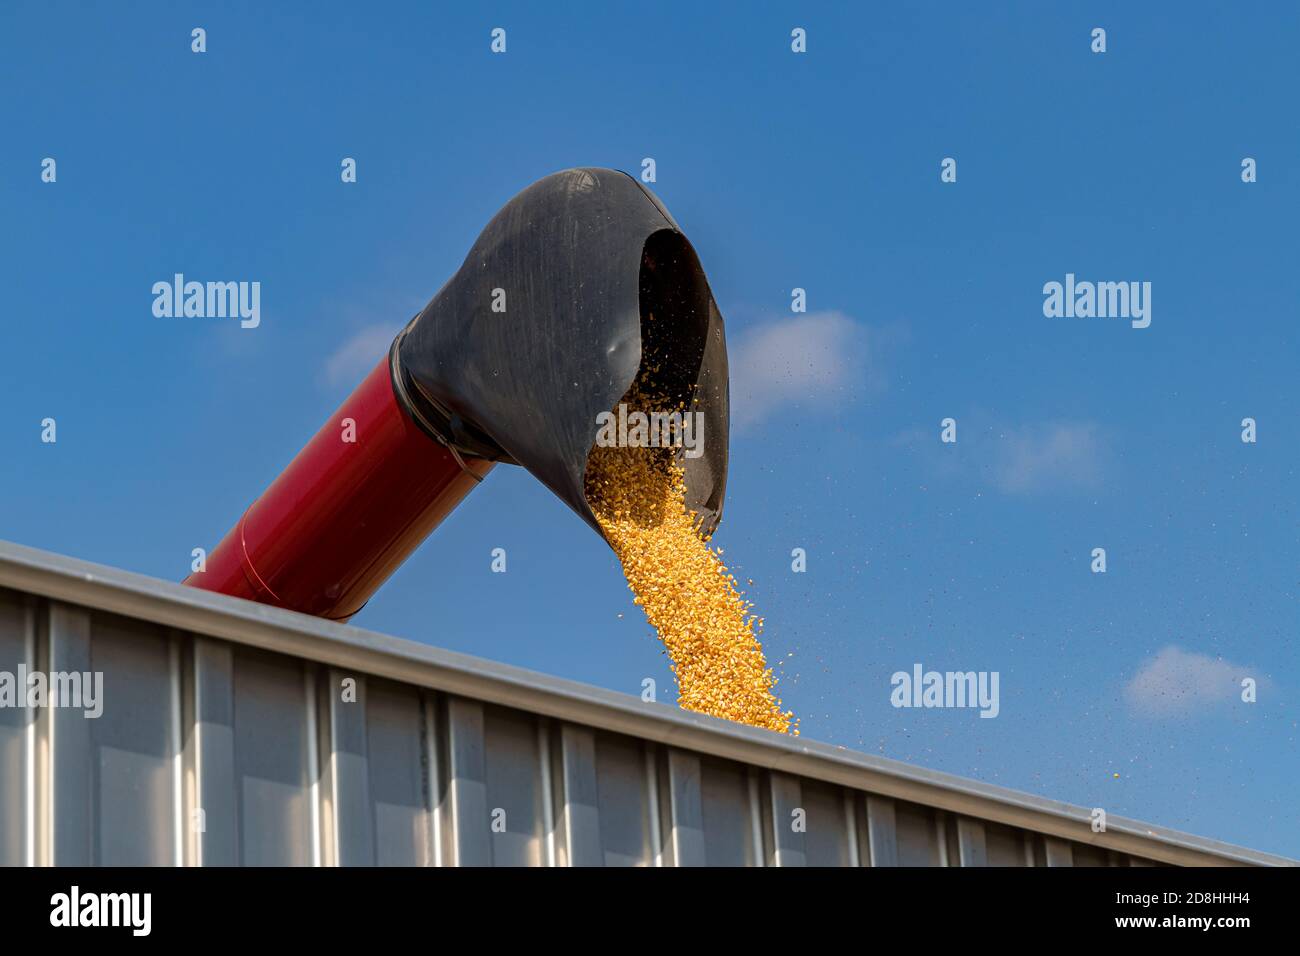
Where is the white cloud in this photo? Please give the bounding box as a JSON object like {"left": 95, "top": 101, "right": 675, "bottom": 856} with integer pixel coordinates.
{"left": 728, "top": 311, "right": 870, "bottom": 429}
{"left": 985, "top": 422, "right": 1105, "bottom": 494}
{"left": 894, "top": 417, "right": 1108, "bottom": 495}
{"left": 323, "top": 324, "right": 401, "bottom": 387}
{"left": 1124, "top": 646, "right": 1257, "bottom": 718}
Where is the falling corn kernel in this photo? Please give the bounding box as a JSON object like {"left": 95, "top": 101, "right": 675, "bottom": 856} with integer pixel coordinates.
{"left": 585, "top": 387, "right": 797, "bottom": 735}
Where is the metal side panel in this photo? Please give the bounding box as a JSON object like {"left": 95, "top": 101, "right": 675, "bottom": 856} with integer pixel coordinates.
{"left": 767, "top": 772, "right": 805, "bottom": 867}
{"left": 443, "top": 696, "right": 490, "bottom": 866}
{"left": 189, "top": 637, "right": 236, "bottom": 865}
{"left": 866, "top": 795, "right": 900, "bottom": 866}
{"left": 664, "top": 749, "right": 705, "bottom": 866}
{"left": 325, "top": 669, "right": 374, "bottom": 866}
{"left": 481, "top": 704, "right": 544, "bottom": 866}
{"left": 1043, "top": 836, "right": 1075, "bottom": 867}
{"left": 646, "top": 742, "right": 665, "bottom": 866}
{"left": 84, "top": 611, "right": 178, "bottom": 865}
{"left": 363, "top": 678, "right": 431, "bottom": 866}
{"left": 897, "top": 800, "right": 943, "bottom": 866}
{"left": 984, "top": 820, "right": 1029, "bottom": 867}
{"left": 957, "top": 817, "right": 989, "bottom": 867}
{"left": 47, "top": 603, "right": 92, "bottom": 865}
{"left": 1070, "top": 842, "right": 1111, "bottom": 867}
{"left": 442, "top": 697, "right": 549, "bottom": 867}
{"left": 538, "top": 721, "right": 558, "bottom": 866}
{"left": 230, "top": 646, "right": 316, "bottom": 866}
{"left": 422, "top": 690, "right": 446, "bottom": 866}
{"left": 800, "top": 778, "right": 852, "bottom": 867}
{"left": 557, "top": 724, "right": 601, "bottom": 866}
{"left": 844, "top": 789, "right": 862, "bottom": 867}
{"left": 0, "top": 592, "right": 34, "bottom": 866}
{"left": 700, "top": 756, "right": 759, "bottom": 866}
{"left": 850, "top": 793, "right": 872, "bottom": 867}
{"left": 591, "top": 731, "right": 652, "bottom": 867}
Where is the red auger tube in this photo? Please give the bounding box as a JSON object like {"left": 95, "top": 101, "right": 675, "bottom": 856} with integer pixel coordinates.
{"left": 183, "top": 357, "right": 492, "bottom": 621}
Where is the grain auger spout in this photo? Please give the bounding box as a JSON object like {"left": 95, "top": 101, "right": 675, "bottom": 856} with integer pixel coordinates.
{"left": 184, "top": 168, "right": 730, "bottom": 621}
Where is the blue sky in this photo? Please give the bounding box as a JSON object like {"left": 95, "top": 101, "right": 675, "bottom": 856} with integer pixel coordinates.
{"left": 1, "top": 2, "right": 1296, "bottom": 857}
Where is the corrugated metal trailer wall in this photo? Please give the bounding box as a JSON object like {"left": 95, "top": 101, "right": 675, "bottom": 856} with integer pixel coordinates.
{"left": 0, "top": 542, "right": 1290, "bottom": 867}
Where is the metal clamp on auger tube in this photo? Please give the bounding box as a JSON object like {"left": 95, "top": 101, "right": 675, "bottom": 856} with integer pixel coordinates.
{"left": 388, "top": 329, "right": 505, "bottom": 482}
{"left": 184, "top": 167, "right": 730, "bottom": 621}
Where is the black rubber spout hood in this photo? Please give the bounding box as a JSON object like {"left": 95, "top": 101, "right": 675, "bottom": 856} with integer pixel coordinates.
{"left": 393, "top": 167, "right": 730, "bottom": 539}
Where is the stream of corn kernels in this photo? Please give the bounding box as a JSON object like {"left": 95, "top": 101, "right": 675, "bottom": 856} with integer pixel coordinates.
{"left": 584, "top": 410, "right": 796, "bottom": 735}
